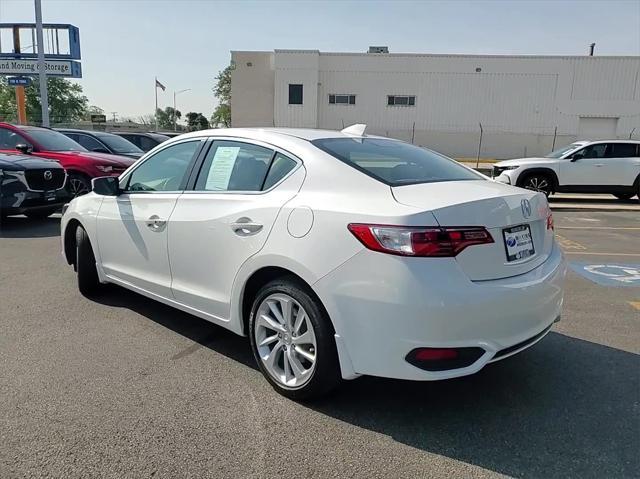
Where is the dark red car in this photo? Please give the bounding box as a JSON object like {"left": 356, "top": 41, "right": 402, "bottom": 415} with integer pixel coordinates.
{"left": 0, "top": 123, "right": 135, "bottom": 197}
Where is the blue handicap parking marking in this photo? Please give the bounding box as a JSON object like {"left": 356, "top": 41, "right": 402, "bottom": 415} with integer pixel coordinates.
{"left": 569, "top": 262, "right": 640, "bottom": 287}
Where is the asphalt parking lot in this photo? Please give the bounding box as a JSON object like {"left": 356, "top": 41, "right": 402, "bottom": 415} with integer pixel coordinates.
{"left": 1, "top": 210, "right": 638, "bottom": 479}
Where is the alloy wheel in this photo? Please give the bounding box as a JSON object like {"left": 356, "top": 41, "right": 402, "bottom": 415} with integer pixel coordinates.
{"left": 524, "top": 175, "right": 550, "bottom": 194}
{"left": 69, "top": 177, "right": 90, "bottom": 197}
{"left": 254, "top": 293, "right": 317, "bottom": 389}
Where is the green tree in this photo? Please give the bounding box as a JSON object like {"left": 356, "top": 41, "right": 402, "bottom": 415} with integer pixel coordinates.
{"left": 185, "top": 112, "right": 210, "bottom": 131}
{"left": 211, "top": 64, "right": 231, "bottom": 127}
{"left": 0, "top": 77, "right": 89, "bottom": 124}
{"left": 155, "top": 106, "right": 181, "bottom": 130}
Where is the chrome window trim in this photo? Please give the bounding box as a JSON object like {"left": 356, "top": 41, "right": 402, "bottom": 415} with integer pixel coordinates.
{"left": 184, "top": 136, "right": 304, "bottom": 196}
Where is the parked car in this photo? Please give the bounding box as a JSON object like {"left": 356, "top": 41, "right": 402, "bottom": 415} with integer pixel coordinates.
{"left": 61, "top": 126, "right": 566, "bottom": 400}
{"left": 57, "top": 128, "right": 144, "bottom": 159}
{"left": 113, "top": 132, "right": 170, "bottom": 152}
{"left": 0, "top": 123, "right": 135, "bottom": 197}
{"left": 1, "top": 151, "right": 70, "bottom": 218}
{"left": 492, "top": 140, "right": 640, "bottom": 200}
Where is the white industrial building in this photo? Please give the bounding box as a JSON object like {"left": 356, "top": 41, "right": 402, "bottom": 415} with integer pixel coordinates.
{"left": 230, "top": 48, "right": 640, "bottom": 159}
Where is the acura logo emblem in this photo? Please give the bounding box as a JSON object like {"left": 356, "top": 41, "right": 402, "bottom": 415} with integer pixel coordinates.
{"left": 43, "top": 170, "right": 53, "bottom": 180}
{"left": 521, "top": 199, "right": 532, "bottom": 218}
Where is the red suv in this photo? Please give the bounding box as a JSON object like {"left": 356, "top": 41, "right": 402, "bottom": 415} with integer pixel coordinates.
{"left": 0, "top": 123, "right": 135, "bottom": 197}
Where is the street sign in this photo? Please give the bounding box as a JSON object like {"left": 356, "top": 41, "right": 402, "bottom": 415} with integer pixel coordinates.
{"left": 7, "top": 76, "right": 32, "bottom": 86}
{"left": 91, "top": 114, "right": 107, "bottom": 123}
{"left": 0, "top": 59, "right": 82, "bottom": 78}
{"left": 0, "top": 24, "right": 81, "bottom": 60}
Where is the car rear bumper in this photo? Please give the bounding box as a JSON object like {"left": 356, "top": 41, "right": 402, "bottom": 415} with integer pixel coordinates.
{"left": 314, "top": 241, "right": 567, "bottom": 381}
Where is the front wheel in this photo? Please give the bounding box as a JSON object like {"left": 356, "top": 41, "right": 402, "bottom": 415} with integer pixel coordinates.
{"left": 519, "top": 173, "right": 553, "bottom": 196}
{"left": 68, "top": 173, "right": 91, "bottom": 198}
{"left": 76, "top": 226, "right": 102, "bottom": 297}
{"left": 249, "top": 277, "right": 341, "bottom": 400}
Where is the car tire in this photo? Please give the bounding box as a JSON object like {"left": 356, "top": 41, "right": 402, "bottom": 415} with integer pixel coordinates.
{"left": 519, "top": 172, "right": 553, "bottom": 196}
{"left": 249, "top": 276, "right": 341, "bottom": 401}
{"left": 76, "top": 225, "right": 101, "bottom": 297}
{"left": 613, "top": 193, "right": 634, "bottom": 201}
{"left": 24, "top": 207, "right": 58, "bottom": 219}
{"left": 68, "top": 173, "right": 92, "bottom": 198}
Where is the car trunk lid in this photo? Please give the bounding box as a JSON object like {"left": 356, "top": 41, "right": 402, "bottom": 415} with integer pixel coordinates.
{"left": 392, "top": 180, "right": 553, "bottom": 280}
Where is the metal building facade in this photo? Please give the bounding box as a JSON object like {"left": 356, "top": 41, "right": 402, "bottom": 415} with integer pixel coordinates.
{"left": 231, "top": 49, "right": 640, "bottom": 159}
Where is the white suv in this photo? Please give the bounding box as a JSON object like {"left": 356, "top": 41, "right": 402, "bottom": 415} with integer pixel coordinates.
{"left": 493, "top": 140, "right": 640, "bottom": 201}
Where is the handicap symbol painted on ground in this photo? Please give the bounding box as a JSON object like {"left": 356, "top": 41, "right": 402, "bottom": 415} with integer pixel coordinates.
{"left": 569, "top": 262, "right": 640, "bottom": 287}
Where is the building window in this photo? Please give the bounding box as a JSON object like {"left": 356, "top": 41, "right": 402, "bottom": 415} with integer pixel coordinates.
{"left": 289, "top": 84, "right": 303, "bottom": 105}
{"left": 329, "top": 94, "right": 356, "bottom": 105}
{"left": 387, "top": 95, "right": 416, "bottom": 106}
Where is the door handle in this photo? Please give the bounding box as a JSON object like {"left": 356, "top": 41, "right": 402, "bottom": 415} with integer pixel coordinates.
{"left": 146, "top": 215, "right": 167, "bottom": 232}
{"left": 230, "top": 217, "right": 263, "bottom": 236}
{"left": 594, "top": 163, "right": 604, "bottom": 167}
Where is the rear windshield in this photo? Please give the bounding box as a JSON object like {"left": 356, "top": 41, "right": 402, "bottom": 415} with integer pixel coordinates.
{"left": 96, "top": 133, "right": 143, "bottom": 154}
{"left": 312, "top": 138, "right": 482, "bottom": 186}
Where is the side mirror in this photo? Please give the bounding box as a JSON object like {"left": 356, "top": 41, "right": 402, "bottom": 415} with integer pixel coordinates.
{"left": 92, "top": 176, "right": 120, "bottom": 196}
{"left": 15, "top": 143, "right": 33, "bottom": 154}
{"left": 570, "top": 154, "right": 584, "bottom": 162}
{"left": 92, "top": 147, "right": 111, "bottom": 154}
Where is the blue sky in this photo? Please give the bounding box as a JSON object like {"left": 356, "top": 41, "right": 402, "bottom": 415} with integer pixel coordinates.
{"left": 1, "top": 0, "right": 638, "bottom": 121}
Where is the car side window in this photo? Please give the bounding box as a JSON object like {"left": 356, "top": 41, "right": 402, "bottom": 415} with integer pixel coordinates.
{"left": 0, "top": 128, "right": 30, "bottom": 149}
{"left": 576, "top": 144, "right": 607, "bottom": 159}
{"left": 139, "top": 136, "right": 156, "bottom": 151}
{"left": 125, "top": 140, "right": 200, "bottom": 192}
{"left": 76, "top": 134, "right": 104, "bottom": 151}
{"left": 194, "top": 141, "right": 274, "bottom": 192}
{"left": 606, "top": 143, "right": 638, "bottom": 158}
{"left": 263, "top": 153, "right": 298, "bottom": 190}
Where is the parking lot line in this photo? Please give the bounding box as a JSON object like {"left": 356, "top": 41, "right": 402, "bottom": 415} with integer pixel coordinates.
{"left": 557, "top": 227, "right": 640, "bottom": 231}
{"left": 565, "top": 252, "right": 640, "bottom": 257}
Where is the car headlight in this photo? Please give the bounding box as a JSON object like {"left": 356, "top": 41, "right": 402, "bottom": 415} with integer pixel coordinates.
{"left": 96, "top": 165, "right": 113, "bottom": 173}
{"left": 497, "top": 165, "right": 519, "bottom": 171}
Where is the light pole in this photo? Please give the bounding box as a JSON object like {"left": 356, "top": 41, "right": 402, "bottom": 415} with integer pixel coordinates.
{"left": 34, "top": 0, "right": 50, "bottom": 127}
{"left": 173, "top": 88, "right": 191, "bottom": 131}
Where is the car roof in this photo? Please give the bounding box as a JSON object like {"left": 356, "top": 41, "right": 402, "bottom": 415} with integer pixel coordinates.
{"left": 176, "top": 127, "right": 389, "bottom": 143}
{"left": 579, "top": 139, "right": 640, "bottom": 144}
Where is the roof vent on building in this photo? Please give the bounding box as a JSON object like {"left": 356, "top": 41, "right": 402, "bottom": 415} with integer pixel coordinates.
{"left": 368, "top": 46, "right": 389, "bottom": 54}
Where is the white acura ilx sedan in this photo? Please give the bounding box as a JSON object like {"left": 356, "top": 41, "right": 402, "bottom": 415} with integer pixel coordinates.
{"left": 61, "top": 125, "right": 566, "bottom": 399}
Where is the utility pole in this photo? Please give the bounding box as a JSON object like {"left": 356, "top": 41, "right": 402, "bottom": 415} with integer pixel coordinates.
{"left": 12, "top": 27, "right": 28, "bottom": 124}
{"left": 173, "top": 88, "right": 190, "bottom": 131}
{"left": 35, "top": 0, "right": 50, "bottom": 127}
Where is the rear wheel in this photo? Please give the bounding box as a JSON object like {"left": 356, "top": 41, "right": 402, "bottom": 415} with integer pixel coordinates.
{"left": 68, "top": 173, "right": 91, "bottom": 198}
{"left": 76, "top": 226, "right": 101, "bottom": 297}
{"left": 24, "top": 207, "right": 58, "bottom": 219}
{"left": 249, "top": 277, "right": 341, "bottom": 400}
{"left": 519, "top": 172, "right": 553, "bottom": 196}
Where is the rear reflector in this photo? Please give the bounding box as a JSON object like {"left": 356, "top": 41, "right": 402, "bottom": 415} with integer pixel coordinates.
{"left": 348, "top": 224, "right": 494, "bottom": 257}
{"left": 406, "top": 347, "right": 485, "bottom": 371}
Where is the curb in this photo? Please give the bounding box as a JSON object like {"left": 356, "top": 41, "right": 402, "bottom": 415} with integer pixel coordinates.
{"left": 550, "top": 205, "right": 640, "bottom": 212}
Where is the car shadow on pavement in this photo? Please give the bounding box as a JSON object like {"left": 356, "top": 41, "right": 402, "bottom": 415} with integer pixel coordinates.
{"left": 93, "top": 285, "right": 258, "bottom": 370}
{"left": 0, "top": 216, "right": 61, "bottom": 238}
{"left": 312, "top": 332, "right": 640, "bottom": 478}
{"left": 92, "top": 286, "right": 639, "bottom": 478}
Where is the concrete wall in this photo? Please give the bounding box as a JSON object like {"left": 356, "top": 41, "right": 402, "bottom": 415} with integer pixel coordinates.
{"left": 231, "top": 50, "right": 640, "bottom": 159}
{"left": 230, "top": 51, "right": 275, "bottom": 127}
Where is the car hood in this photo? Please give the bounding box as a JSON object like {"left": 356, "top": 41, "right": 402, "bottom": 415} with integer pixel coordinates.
{"left": 55, "top": 150, "right": 136, "bottom": 166}
{"left": 0, "top": 155, "right": 62, "bottom": 171}
{"left": 495, "top": 157, "right": 556, "bottom": 167}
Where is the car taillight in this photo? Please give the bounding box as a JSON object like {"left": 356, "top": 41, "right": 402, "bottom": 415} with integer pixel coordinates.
{"left": 347, "top": 224, "right": 494, "bottom": 257}
{"left": 546, "top": 211, "right": 554, "bottom": 230}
